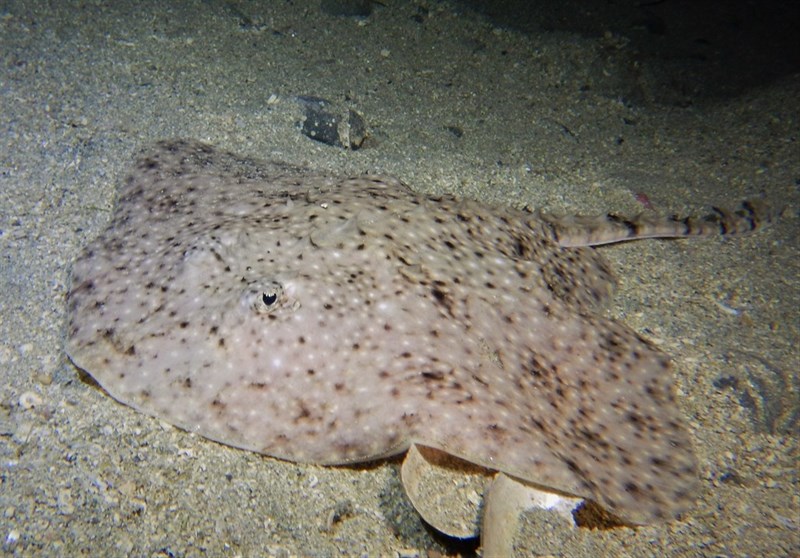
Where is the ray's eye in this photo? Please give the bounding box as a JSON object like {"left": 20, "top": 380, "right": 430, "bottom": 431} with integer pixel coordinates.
{"left": 241, "top": 279, "right": 285, "bottom": 315}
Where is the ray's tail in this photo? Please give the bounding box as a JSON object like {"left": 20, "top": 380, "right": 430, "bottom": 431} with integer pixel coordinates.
{"left": 539, "top": 199, "right": 779, "bottom": 248}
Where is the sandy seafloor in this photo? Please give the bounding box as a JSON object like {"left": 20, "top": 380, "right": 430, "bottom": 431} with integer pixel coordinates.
{"left": 1, "top": 0, "right": 798, "bottom": 556}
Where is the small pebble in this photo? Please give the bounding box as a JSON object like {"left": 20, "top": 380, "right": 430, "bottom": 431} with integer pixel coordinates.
{"left": 18, "top": 391, "right": 42, "bottom": 410}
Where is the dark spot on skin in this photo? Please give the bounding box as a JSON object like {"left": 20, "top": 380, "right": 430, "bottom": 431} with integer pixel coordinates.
{"left": 296, "top": 404, "right": 311, "bottom": 420}
{"left": 140, "top": 157, "right": 159, "bottom": 170}
{"left": 624, "top": 482, "right": 641, "bottom": 495}
{"left": 650, "top": 456, "right": 666, "bottom": 467}
{"left": 626, "top": 412, "right": 643, "bottom": 426}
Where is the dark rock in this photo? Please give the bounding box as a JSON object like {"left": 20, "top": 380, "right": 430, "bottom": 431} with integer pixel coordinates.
{"left": 296, "top": 96, "right": 369, "bottom": 150}
{"left": 299, "top": 97, "right": 342, "bottom": 147}
{"left": 347, "top": 109, "right": 368, "bottom": 149}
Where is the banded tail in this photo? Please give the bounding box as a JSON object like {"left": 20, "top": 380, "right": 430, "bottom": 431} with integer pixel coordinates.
{"left": 539, "top": 199, "right": 779, "bottom": 248}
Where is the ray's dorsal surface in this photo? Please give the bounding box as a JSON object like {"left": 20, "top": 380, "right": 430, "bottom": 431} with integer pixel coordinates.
{"left": 66, "top": 139, "right": 771, "bottom": 525}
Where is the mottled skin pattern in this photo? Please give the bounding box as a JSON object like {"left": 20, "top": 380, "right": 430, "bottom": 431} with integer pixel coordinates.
{"left": 67, "top": 140, "right": 765, "bottom": 524}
